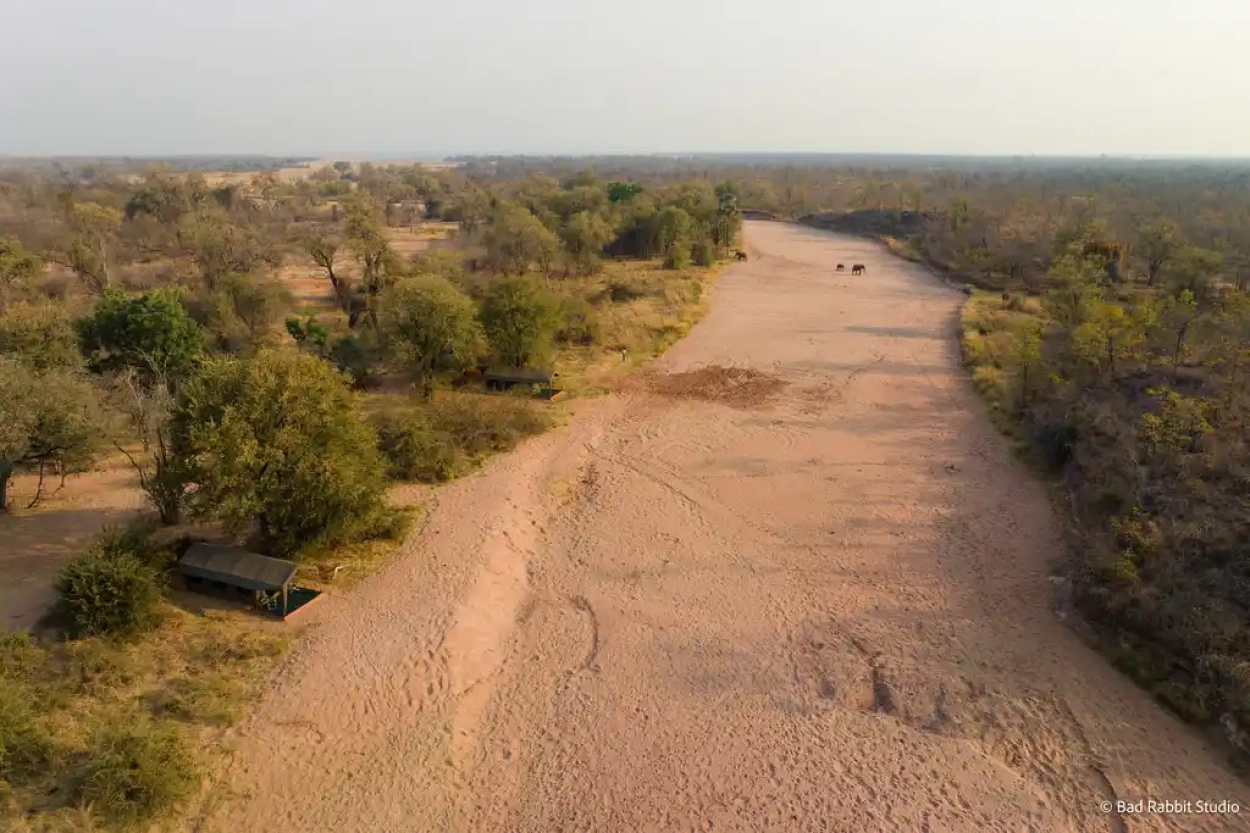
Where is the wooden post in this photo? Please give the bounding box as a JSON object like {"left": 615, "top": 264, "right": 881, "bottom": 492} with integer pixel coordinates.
{"left": 282, "top": 584, "right": 290, "bottom": 619}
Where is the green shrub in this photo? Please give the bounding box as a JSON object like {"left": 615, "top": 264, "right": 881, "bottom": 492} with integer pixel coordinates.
{"left": 92, "top": 523, "right": 166, "bottom": 569}
{"left": 0, "top": 676, "right": 54, "bottom": 785}
{"left": 54, "top": 542, "right": 163, "bottom": 639}
{"left": 329, "top": 334, "right": 381, "bottom": 388}
{"left": 373, "top": 410, "right": 459, "bottom": 483}
{"left": 429, "top": 395, "right": 551, "bottom": 458}
{"left": 77, "top": 718, "right": 198, "bottom": 827}
{"left": 374, "top": 395, "right": 552, "bottom": 483}
{"left": 77, "top": 288, "right": 204, "bottom": 379}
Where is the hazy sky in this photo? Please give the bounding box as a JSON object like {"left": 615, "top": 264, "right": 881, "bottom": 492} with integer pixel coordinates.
{"left": 3, "top": 0, "right": 1248, "bottom": 157}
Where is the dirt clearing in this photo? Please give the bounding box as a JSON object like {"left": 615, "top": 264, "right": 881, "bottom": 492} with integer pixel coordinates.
{"left": 641, "top": 365, "right": 788, "bottom": 409}
{"left": 200, "top": 222, "right": 1249, "bottom": 832}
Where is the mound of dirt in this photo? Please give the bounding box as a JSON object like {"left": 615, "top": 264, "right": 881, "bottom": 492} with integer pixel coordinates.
{"left": 646, "top": 365, "right": 788, "bottom": 409}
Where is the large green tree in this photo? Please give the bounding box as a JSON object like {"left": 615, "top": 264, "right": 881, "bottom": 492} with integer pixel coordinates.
{"left": 171, "top": 350, "right": 388, "bottom": 556}
{"left": 480, "top": 276, "right": 560, "bottom": 367}
{"left": 379, "top": 276, "right": 483, "bottom": 395}
{"left": 78, "top": 288, "right": 205, "bottom": 380}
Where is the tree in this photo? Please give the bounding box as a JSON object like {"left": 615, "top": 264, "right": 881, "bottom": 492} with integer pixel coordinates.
{"left": 691, "top": 233, "right": 716, "bottom": 267}
{"left": 300, "top": 223, "right": 348, "bottom": 304}
{"left": 0, "top": 301, "right": 82, "bottom": 370}
{"left": 711, "top": 190, "right": 742, "bottom": 254}
{"left": 610, "top": 196, "right": 661, "bottom": 258}
{"left": 560, "top": 211, "right": 614, "bottom": 275}
{"left": 0, "top": 237, "right": 42, "bottom": 295}
{"left": 1136, "top": 219, "right": 1180, "bottom": 286}
{"left": 482, "top": 204, "right": 560, "bottom": 276}
{"left": 452, "top": 187, "right": 491, "bottom": 234}
{"left": 77, "top": 288, "right": 205, "bottom": 381}
{"left": 108, "top": 370, "right": 185, "bottom": 524}
{"left": 343, "top": 198, "right": 402, "bottom": 326}
{"left": 480, "top": 276, "right": 560, "bottom": 367}
{"left": 1164, "top": 246, "right": 1223, "bottom": 299}
{"left": 179, "top": 209, "right": 276, "bottom": 287}
{"left": 1155, "top": 289, "right": 1205, "bottom": 376}
{"left": 607, "top": 181, "right": 643, "bottom": 204}
{"left": 0, "top": 359, "right": 101, "bottom": 510}
{"left": 50, "top": 202, "right": 122, "bottom": 293}
{"left": 171, "top": 350, "right": 389, "bottom": 556}
{"left": 195, "top": 272, "right": 288, "bottom": 353}
{"left": 1043, "top": 255, "right": 1105, "bottom": 329}
{"left": 1071, "top": 299, "right": 1147, "bottom": 377}
{"left": 655, "top": 206, "right": 693, "bottom": 269}
{"left": 379, "top": 276, "right": 483, "bottom": 396}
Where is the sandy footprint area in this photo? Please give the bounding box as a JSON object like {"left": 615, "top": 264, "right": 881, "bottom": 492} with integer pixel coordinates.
{"left": 201, "top": 222, "right": 1250, "bottom": 832}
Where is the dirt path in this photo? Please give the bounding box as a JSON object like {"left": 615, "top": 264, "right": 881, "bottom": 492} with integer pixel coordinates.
{"left": 201, "top": 222, "right": 1248, "bottom": 832}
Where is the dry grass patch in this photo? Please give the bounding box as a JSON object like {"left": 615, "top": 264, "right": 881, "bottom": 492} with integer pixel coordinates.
{"left": 0, "top": 610, "right": 289, "bottom": 830}
{"left": 553, "top": 259, "right": 719, "bottom": 394}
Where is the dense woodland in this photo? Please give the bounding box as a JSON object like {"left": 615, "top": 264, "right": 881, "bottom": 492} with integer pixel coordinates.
{"left": 3, "top": 153, "right": 1250, "bottom": 826}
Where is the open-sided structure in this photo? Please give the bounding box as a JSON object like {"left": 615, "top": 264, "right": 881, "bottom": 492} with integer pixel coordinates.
{"left": 482, "top": 366, "right": 556, "bottom": 393}
{"left": 176, "top": 543, "right": 316, "bottom": 619}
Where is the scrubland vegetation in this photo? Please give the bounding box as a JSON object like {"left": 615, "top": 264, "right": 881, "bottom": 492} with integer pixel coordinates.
{"left": 0, "top": 157, "right": 738, "bottom": 828}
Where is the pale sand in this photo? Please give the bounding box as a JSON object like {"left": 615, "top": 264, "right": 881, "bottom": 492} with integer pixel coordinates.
{"left": 200, "top": 222, "right": 1249, "bottom": 832}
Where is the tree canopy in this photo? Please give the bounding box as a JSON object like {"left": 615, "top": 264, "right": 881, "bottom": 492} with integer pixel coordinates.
{"left": 379, "top": 276, "right": 483, "bottom": 394}
{"left": 77, "top": 288, "right": 205, "bottom": 380}
{"left": 480, "top": 276, "right": 560, "bottom": 368}
{"left": 171, "top": 350, "right": 388, "bottom": 556}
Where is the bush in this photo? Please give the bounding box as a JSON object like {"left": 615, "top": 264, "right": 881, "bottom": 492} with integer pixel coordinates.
{"left": 555, "top": 297, "right": 602, "bottom": 345}
{"left": 691, "top": 236, "right": 716, "bottom": 267}
{"left": 194, "top": 272, "right": 289, "bottom": 354}
{"left": 605, "top": 278, "right": 648, "bottom": 303}
{"left": 0, "top": 676, "right": 54, "bottom": 785}
{"left": 77, "top": 718, "right": 198, "bottom": 827}
{"left": 374, "top": 395, "right": 552, "bottom": 483}
{"left": 92, "top": 523, "right": 166, "bottom": 568}
{"left": 0, "top": 630, "right": 44, "bottom": 681}
{"left": 373, "top": 410, "right": 459, "bottom": 483}
{"left": 54, "top": 543, "right": 163, "bottom": 639}
{"left": 329, "top": 334, "right": 382, "bottom": 388}
{"left": 429, "top": 394, "right": 551, "bottom": 459}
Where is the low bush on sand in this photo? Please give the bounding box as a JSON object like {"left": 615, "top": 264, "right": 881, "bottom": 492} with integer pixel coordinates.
{"left": 374, "top": 393, "right": 552, "bottom": 484}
